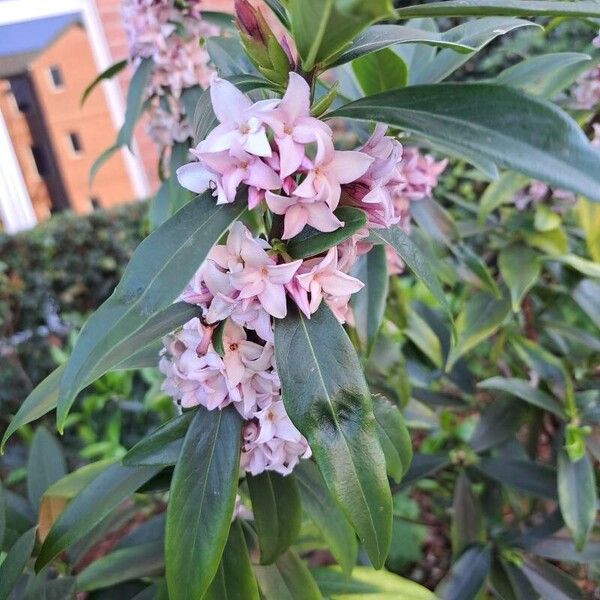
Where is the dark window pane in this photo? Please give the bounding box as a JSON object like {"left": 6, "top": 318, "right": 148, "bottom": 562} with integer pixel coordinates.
{"left": 68, "top": 132, "right": 83, "bottom": 154}
{"left": 49, "top": 65, "right": 64, "bottom": 88}
{"left": 30, "top": 145, "right": 48, "bottom": 176}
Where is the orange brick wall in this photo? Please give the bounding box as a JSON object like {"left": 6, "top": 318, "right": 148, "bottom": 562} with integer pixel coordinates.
{"left": 29, "top": 24, "right": 135, "bottom": 212}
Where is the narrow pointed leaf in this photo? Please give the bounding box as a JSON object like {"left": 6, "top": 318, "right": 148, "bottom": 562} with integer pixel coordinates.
{"left": 36, "top": 463, "right": 160, "bottom": 570}
{"left": 557, "top": 449, "right": 596, "bottom": 552}
{"left": 436, "top": 545, "right": 491, "bottom": 600}
{"left": 81, "top": 59, "right": 128, "bottom": 106}
{"left": 254, "top": 550, "right": 321, "bottom": 600}
{"left": 204, "top": 521, "right": 260, "bottom": 600}
{"left": 123, "top": 412, "right": 194, "bottom": 467}
{"left": 329, "top": 84, "right": 600, "bottom": 202}
{"left": 57, "top": 192, "right": 246, "bottom": 429}
{"left": 274, "top": 304, "right": 392, "bottom": 568}
{"left": 0, "top": 527, "right": 36, "bottom": 600}
{"left": 295, "top": 461, "right": 357, "bottom": 575}
{"left": 520, "top": 556, "right": 583, "bottom": 600}
{"left": 368, "top": 227, "right": 449, "bottom": 318}
{"left": 499, "top": 244, "right": 541, "bottom": 312}
{"left": 27, "top": 428, "right": 67, "bottom": 510}
{"left": 247, "top": 471, "right": 302, "bottom": 564}
{"left": 352, "top": 245, "right": 389, "bottom": 353}
{"left": 165, "top": 406, "right": 242, "bottom": 600}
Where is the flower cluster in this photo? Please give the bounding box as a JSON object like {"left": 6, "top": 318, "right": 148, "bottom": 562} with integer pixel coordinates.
{"left": 122, "top": 0, "right": 218, "bottom": 150}
{"left": 571, "top": 31, "right": 600, "bottom": 110}
{"left": 160, "top": 73, "right": 446, "bottom": 476}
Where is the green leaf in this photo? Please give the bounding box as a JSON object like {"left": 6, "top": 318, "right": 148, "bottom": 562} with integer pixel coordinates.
{"left": 352, "top": 245, "right": 389, "bottom": 354}
{"left": 329, "top": 84, "right": 600, "bottom": 202}
{"left": 549, "top": 254, "right": 600, "bottom": 278}
{"left": 0, "top": 527, "right": 36, "bottom": 600}
{"left": 27, "top": 428, "right": 67, "bottom": 510}
{"left": 400, "top": 453, "right": 450, "bottom": 488}
{"left": 81, "top": 59, "right": 128, "bottom": 106}
{"left": 36, "top": 463, "right": 161, "bottom": 570}
{"left": 436, "top": 545, "right": 491, "bottom": 600}
{"left": 373, "top": 396, "right": 412, "bottom": 483}
{"left": 1, "top": 367, "right": 62, "bottom": 452}
{"left": 396, "top": 1, "right": 600, "bottom": 18}
{"left": 478, "top": 377, "right": 565, "bottom": 418}
{"left": 573, "top": 279, "right": 600, "bottom": 330}
{"left": 263, "top": 0, "right": 290, "bottom": 28}
{"left": 201, "top": 11, "right": 236, "bottom": 29}
{"left": 405, "top": 309, "right": 444, "bottom": 368}
{"left": 330, "top": 24, "right": 474, "bottom": 67}
{"left": 452, "top": 244, "right": 501, "bottom": 298}
{"left": 411, "top": 197, "right": 459, "bottom": 246}
{"left": 76, "top": 541, "right": 164, "bottom": 591}
{"left": 207, "top": 36, "right": 257, "bottom": 77}
{"left": 368, "top": 227, "right": 450, "bottom": 318}
{"left": 520, "top": 556, "right": 583, "bottom": 600}
{"left": 118, "top": 57, "right": 153, "bottom": 149}
{"left": 498, "top": 244, "right": 541, "bottom": 312}
{"left": 254, "top": 550, "right": 321, "bottom": 600}
{"left": 447, "top": 290, "right": 511, "bottom": 369}
{"left": 165, "top": 406, "right": 242, "bottom": 600}
{"left": 286, "top": 207, "right": 366, "bottom": 259}
{"left": 353, "top": 48, "right": 407, "bottom": 95}
{"left": 247, "top": 471, "right": 302, "bottom": 564}
{"left": 412, "top": 18, "right": 537, "bottom": 84}
{"left": 274, "top": 304, "right": 392, "bottom": 568}
{"left": 557, "top": 449, "right": 597, "bottom": 552}
{"left": 494, "top": 52, "right": 592, "bottom": 99}
{"left": 123, "top": 412, "right": 193, "bottom": 467}
{"left": 490, "top": 557, "right": 539, "bottom": 600}
{"left": 0, "top": 486, "right": 5, "bottom": 549}
{"left": 469, "top": 399, "right": 526, "bottom": 453}
{"left": 288, "top": 0, "right": 394, "bottom": 71}
{"left": 475, "top": 457, "right": 557, "bottom": 499}
{"left": 312, "top": 565, "right": 436, "bottom": 599}
{"left": 478, "top": 172, "right": 529, "bottom": 223}
{"left": 57, "top": 192, "right": 246, "bottom": 429}
{"left": 451, "top": 472, "right": 484, "bottom": 557}
{"left": 23, "top": 574, "right": 77, "bottom": 600}
{"left": 528, "top": 536, "right": 600, "bottom": 564}
{"left": 295, "top": 461, "right": 357, "bottom": 575}
{"left": 204, "top": 521, "right": 260, "bottom": 600}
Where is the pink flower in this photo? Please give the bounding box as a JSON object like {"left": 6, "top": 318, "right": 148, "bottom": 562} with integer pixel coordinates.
{"left": 296, "top": 246, "right": 364, "bottom": 314}
{"left": 265, "top": 73, "right": 333, "bottom": 178}
{"left": 199, "top": 76, "right": 278, "bottom": 157}
{"left": 265, "top": 192, "right": 343, "bottom": 239}
{"left": 294, "top": 140, "right": 373, "bottom": 209}
{"left": 222, "top": 321, "right": 273, "bottom": 386}
{"left": 255, "top": 401, "right": 303, "bottom": 444}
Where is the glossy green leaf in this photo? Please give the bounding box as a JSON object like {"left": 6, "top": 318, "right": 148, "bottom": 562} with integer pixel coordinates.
{"left": 274, "top": 304, "right": 392, "bottom": 568}
{"left": 288, "top": 0, "right": 393, "bottom": 71}
{"left": 81, "top": 59, "right": 128, "bottom": 106}
{"left": 413, "top": 18, "right": 537, "bottom": 84}
{"left": 436, "top": 545, "right": 491, "bottom": 600}
{"left": 528, "top": 536, "right": 600, "bottom": 564}
{"left": 353, "top": 48, "right": 407, "bottom": 95}
{"left": 405, "top": 309, "right": 444, "bottom": 368}
{"left": 373, "top": 396, "right": 412, "bottom": 483}
{"left": 312, "top": 566, "right": 436, "bottom": 599}
{"left": 27, "top": 427, "right": 67, "bottom": 510}
{"left": 295, "top": 461, "right": 357, "bottom": 575}
{"left": 452, "top": 244, "right": 501, "bottom": 298}
{"left": 247, "top": 471, "right": 302, "bottom": 564}
{"left": 520, "top": 556, "right": 583, "bottom": 600}
{"left": 263, "top": 0, "right": 289, "bottom": 28}
{"left": 549, "top": 254, "right": 600, "bottom": 278}
{"left": 352, "top": 245, "right": 389, "bottom": 354}
{"left": 557, "top": 449, "right": 597, "bottom": 552}
{"left": 254, "top": 550, "right": 321, "bottom": 600}
{"left": 400, "top": 453, "right": 450, "bottom": 488}
{"left": 469, "top": 399, "right": 526, "bottom": 453}
{"left": 494, "top": 52, "right": 592, "bottom": 99}
{"left": 204, "top": 521, "right": 260, "bottom": 600}
{"left": 396, "top": 1, "right": 600, "bottom": 18}
{"left": 490, "top": 557, "right": 539, "bottom": 600}
{"left": 451, "top": 472, "right": 484, "bottom": 557}
{"left": 478, "top": 377, "right": 565, "bottom": 418}
{"left": 368, "top": 227, "right": 450, "bottom": 318}
{"left": 0, "top": 527, "right": 36, "bottom": 600}
{"left": 447, "top": 290, "right": 511, "bottom": 369}
{"left": 36, "top": 463, "right": 161, "bottom": 570}
{"left": 498, "top": 244, "right": 541, "bottom": 312}
{"left": 206, "top": 36, "right": 257, "bottom": 77}
{"left": 165, "top": 406, "right": 242, "bottom": 600}
{"left": 76, "top": 541, "right": 164, "bottom": 591}
{"left": 57, "top": 192, "right": 246, "bottom": 429}
{"left": 573, "top": 279, "right": 600, "bottom": 330}
{"left": 123, "top": 412, "right": 193, "bottom": 467}
{"left": 475, "top": 457, "right": 557, "bottom": 499}
{"left": 411, "top": 196, "right": 459, "bottom": 246}
{"left": 286, "top": 207, "right": 367, "bottom": 259}
{"left": 329, "top": 84, "right": 600, "bottom": 202}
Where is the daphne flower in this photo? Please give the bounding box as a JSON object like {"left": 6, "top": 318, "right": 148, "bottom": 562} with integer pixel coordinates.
{"left": 294, "top": 140, "right": 373, "bottom": 209}
{"left": 255, "top": 401, "right": 303, "bottom": 444}
{"left": 265, "top": 192, "right": 343, "bottom": 239}
{"left": 265, "top": 73, "right": 333, "bottom": 178}
{"left": 199, "top": 76, "right": 278, "bottom": 157}
{"left": 296, "top": 246, "right": 364, "bottom": 314}
{"left": 222, "top": 321, "right": 273, "bottom": 386}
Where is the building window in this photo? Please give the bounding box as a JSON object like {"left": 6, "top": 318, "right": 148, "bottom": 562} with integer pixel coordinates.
{"left": 90, "top": 196, "right": 101, "bottom": 209}
{"left": 47, "top": 65, "right": 64, "bottom": 90}
{"left": 8, "top": 78, "right": 31, "bottom": 113}
{"left": 67, "top": 132, "right": 83, "bottom": 155}
{"left": 29, "top": 145, "right": 48, "bottom": 177}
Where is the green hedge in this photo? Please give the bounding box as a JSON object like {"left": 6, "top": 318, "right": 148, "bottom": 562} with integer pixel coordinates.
{"left": 0, "top": 204, "right": 146, "bottom": 407}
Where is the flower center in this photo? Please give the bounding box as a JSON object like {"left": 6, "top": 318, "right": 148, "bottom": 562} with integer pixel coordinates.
{"left": 259, "top": 266, "right": 269, "bottom": 277}
{"left": 239, "top": 123, "right": 250, "bottom": 134}
{"left": 229, "top": 342, "right": 239, "bottom": 351}
{"left": 284, "top": 125, "right": 293, "bottom": 135}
